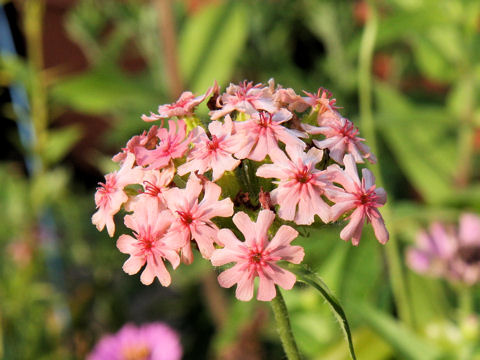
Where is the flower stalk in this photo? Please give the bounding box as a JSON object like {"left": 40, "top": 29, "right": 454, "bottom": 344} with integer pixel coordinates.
{"left": 358, "top": 2, "right": 413, "bottom": 327}
{"left": 270, "top": 287, "right": 301, "bottom": 360}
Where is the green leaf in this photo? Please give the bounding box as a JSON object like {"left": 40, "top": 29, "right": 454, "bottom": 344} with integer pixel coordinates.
{"left": 43, "top": 125, "right": 83, "bottom": 165}
{"left": 288, "top": 264, "right": 356, "bottom": 360}
{"left": 356, "top": 303, "right": 443, "bottom": 360}
{"left": 178, "top": 1, "right": 248, "bottom": 93}
{"left": 50, "top": 65, "right": 160, "bottom": 115}
{"left": 375, "top": 83, "right": 457, "bottom": 204}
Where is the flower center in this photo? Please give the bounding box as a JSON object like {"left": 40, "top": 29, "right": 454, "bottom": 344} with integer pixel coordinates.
{"left": 177, "top": 210, "right": 194, "bottom": 224}
{"left": 258, "top": 112, "right": 272, "bottom": 128}
{"left": 248, "top": 248, "right": 265, "bottom": 266}
{"left": 122, "top": 344, "right": 151, "bottom": 360}
{"left": 357, "top": 187, "right": 378, "bottom": 207}
{"left": 295, "top": 166, "right": 312, "bottom": 184}
{"left": 207, "top": 135, "right": 220, "bottom": 151}
{"left": 339, "top": 121, "right": 359, "bottom": 139}
{"left": 143, "top": 181, "right": 161, "bottom": 197}
{"left": 139, "top": 233, "right": 155, "bottom": 252}
{"left": 457, "top": 245, "right": 480, "bottom": 265}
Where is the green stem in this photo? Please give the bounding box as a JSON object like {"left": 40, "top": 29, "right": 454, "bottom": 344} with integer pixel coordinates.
{"left": 270, "top": 287, "right": 301, "bottom": 360}
{"left": 458, "top": 285, "right": 473, "bottom": 320}
{"left": 24, "top": 0, "right": 47, "bottom": 176}
{"left": 358, "top": 3, "right": 414, "bottom": 327}
{"left": 455, "top": 75, "right": 475, "bottom": 187}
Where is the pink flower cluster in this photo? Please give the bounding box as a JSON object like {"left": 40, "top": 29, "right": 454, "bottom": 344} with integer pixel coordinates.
{"left": 407, "top": 213, "right": 480, "bottom": 285}
{"left": 92, "top": 79, "right": 389, "bottom": 301}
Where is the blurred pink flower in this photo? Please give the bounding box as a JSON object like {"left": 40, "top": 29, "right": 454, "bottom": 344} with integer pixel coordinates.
{"left": 210, "top": 81, "right": 277, "bottom": 120}
{"left": 117, "top": 199, "right": 180, "bottom": 286}
{"left": 92, "top": 153, "right": 143, "bottom": 237}
{"left": 327, "top": 154, "right": 388, "bottom": 245}
{"left": 407, "top": 213, "right": 480, "bottom": 285}
{"left": 135, "top": 119, "right": 191, "bottom": 170}
{"left": 234, "top": 109, "right": 306, "bottom": 162}
{"left": 304, "top": 117, "right": 376, "bottom": 164}
{"left": 211, "top": 210, "right": 304, "bottom": 301}
{"left": 88, "top": 322, "right": 182, "bottom": 360}
{"left": 177, "top": 115, "right": 241, "bottom": 181}
{"left": 256, "top": 146, "right": 332, "bottom": 224}
{"left": 142, "top": 83, "right": 217, "bottom": 121}
{"left": 163, "top": 175, "right": 234, "bottom": 264}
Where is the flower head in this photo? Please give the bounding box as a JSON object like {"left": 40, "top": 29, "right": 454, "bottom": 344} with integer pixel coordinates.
{"left": 304, "top": 117, "right": 376, "bottom": 164}
{"left": 92, "top": 153, "right": 143, "bottom": 237}
{"left": 112, "top": 125, "right": 159, "bottom": 163}
{"left": 163, "top": 175, "right": 234, "bottom": 264}
{"left": 302, "top": 88, "right": 339, "bottom": 115}
{"left": 117, "top": 199, "right": 180, "bottom": 286}
{"left": 256, "top": 146, "right": 332, "bottom": 224}
{"left": 126, "top": 166, "right": 175, "bottom": 212}
{"left": 88, "top": 322, "right": 182, "bottom": 360}
{"left": 142, "top": 84, "right": 217, "bottom": 121}
{"left": 177, "top": 116, "right": 242, "bottom": 181}
{"left": 211, "top": 210, "right": 304, "bottom": 301}
{"left": 234, "top": 109, "right": 306, "bottom": 162}
{"left": 327, "top": 154, "right": 388, "bottom": 245}
{"left": 210, "top": 81, "right": 277, "bottom": 120}
{"left": 135, "top": 120, "right": 191, "bottom": 170}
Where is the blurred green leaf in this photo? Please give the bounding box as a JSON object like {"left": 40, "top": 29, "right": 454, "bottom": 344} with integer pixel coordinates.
{"left": 43, "top": 125, "right": 83, "bottom": 166}
{"left": 289, "top": 264, "right": 356, "bottom": 360}
{"left": 407, "top": 272, "right": 451, "bottom": 327}
{"left": 357, "top": 303, "right": 443, "bottom": 360}
{"left": 375, "top": 83, "right": 457, "bottom": 204}
{"left": 50, "top": 65, "right": 159, "bottom": 115}
{"left": 210, "top": 299, "right": 256, "bottom": 356}
{"left": 31, "top": 168, "right": 69, "bottom": 210}
{"left": 0, "top": 54, "right": 32, "bottom": 89}
{"left": 320, "top": 327, "right": 392, "bottom": 360}
{"left": 411, "top": 34, "right": 457, "bottom": 82}
{"left": 178, "top": 1, "right": 248, "bottom": 93}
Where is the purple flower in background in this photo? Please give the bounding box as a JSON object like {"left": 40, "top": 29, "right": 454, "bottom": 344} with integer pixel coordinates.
{"left": 88, "top": 322, "right": 182, "bottom": 360}
{"left": 407, "top": 213, "right": 480, "bottom": 285}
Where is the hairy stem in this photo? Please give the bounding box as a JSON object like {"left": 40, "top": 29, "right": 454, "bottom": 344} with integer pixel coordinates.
{"left": 358, "top": 3, "right": 413, "bottom": 327}
{"left": 270, "top": 287, "right": 301, "bottom": 360}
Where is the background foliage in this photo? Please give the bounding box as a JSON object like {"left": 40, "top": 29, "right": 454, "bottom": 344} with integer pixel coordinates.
{"left": 1, "top": 0, "right": 480, "bottom": 359}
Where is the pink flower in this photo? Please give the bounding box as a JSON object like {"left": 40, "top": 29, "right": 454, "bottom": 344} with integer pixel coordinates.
{"left": 112, "top": 125, "right": 159, "bottom": 163}
{"left": 407, "top": 213, "right": 480, "bottom": 285}
{"left": 177, "top": 116, "right": 241, "bottom": 181}
{"left": 117, "top": 199, "right": 181, "bottom": 286}
{"left": 163, "top": 175, "right": 234, "bottom": 264}
{"left": 327, "top": 154, "right": 388, "bottom": 245}
{"left": 88, "top": 322, "right": 182, "bottom": 360}
{"left": 210, "top": 81, "right": 277, "bottom": 120}
{"left": 302, "top": 88, "right": 339, "bottom": 114}
{"left": 126, "top": 166, "right": 175, "bottom": 212}
{"left": 256, "top": 147, "right": 332, "bottom": 225}
{"left": 142, "top": 84, "right": 217, "bottom": 121}
{"left": 407, "top": 222, "right": 457, "bottom": 278}
{"left": 274, "top": 87, "right": 310, "bottom": 112}
{"left": 211, "top": 210, "right": 304, "bottom": 301}
{"left": 135, "top": 119, "right": 191, "bottom": 170}
{"left": 92, "top": 153, "right": 143, "bottom": 237}
{"left": 234, "top": 109, "right": 306, "bottom": 161}
{"left": 304, "top": 117, "right": 376, "bottom": 164}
